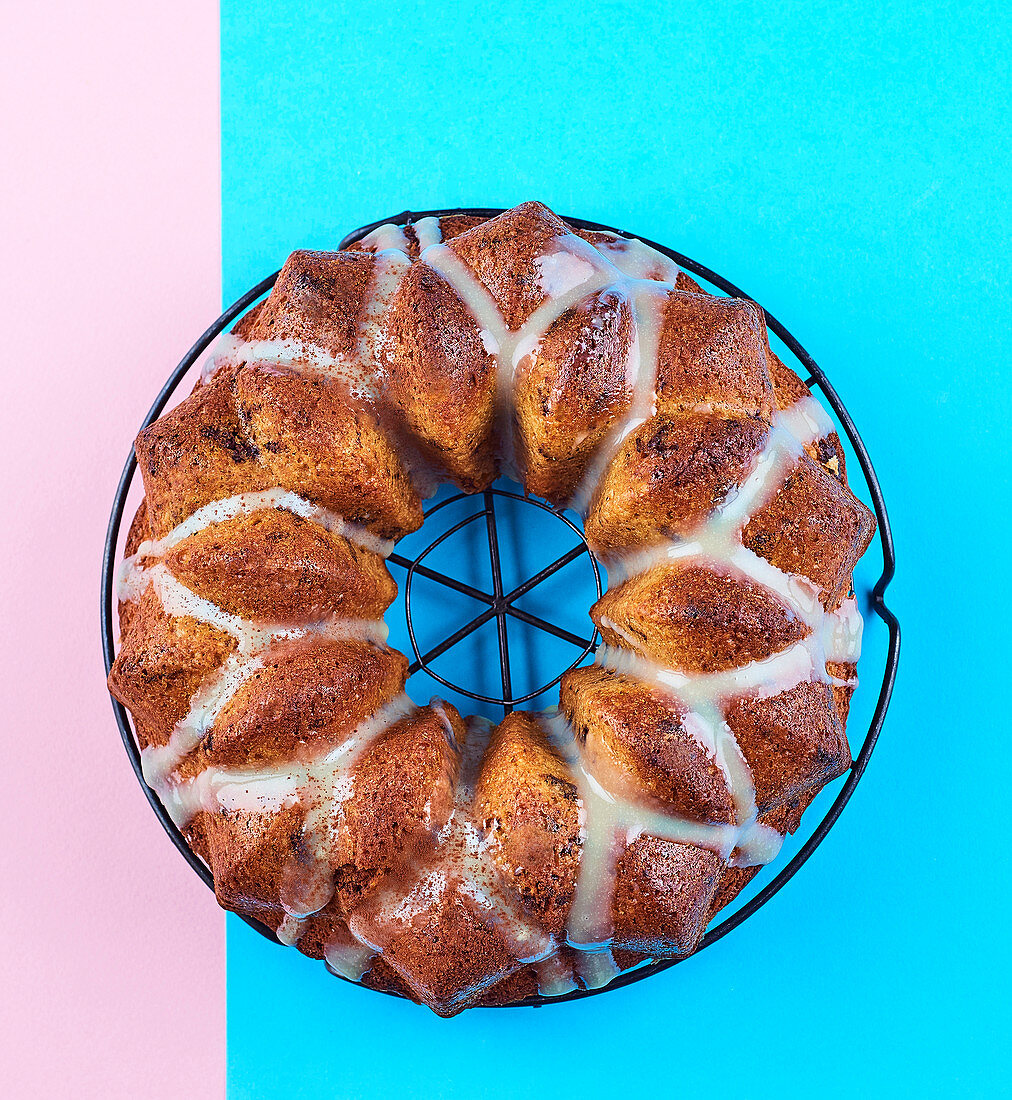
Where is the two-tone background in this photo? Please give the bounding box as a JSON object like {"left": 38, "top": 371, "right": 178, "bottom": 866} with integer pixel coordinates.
{"left": 3, "top": 3, "right": 1008, "bottom": 1097}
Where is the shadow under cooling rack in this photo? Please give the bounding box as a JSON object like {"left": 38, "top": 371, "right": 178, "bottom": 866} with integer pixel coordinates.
{"left": 101, "top": 208, "right": 900, "bottom": 1008}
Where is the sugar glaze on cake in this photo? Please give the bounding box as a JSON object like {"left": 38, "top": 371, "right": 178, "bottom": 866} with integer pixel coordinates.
{"left": 109, "top": 202, "right": 876, "bottom": 1015}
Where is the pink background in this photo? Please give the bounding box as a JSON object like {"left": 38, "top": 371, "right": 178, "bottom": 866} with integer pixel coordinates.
{"left": 1, "top": 4, "right": 224, "bottom": 1096}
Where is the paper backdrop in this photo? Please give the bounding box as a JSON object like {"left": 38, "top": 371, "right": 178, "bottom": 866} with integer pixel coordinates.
{"left": 3, "top": 2, "right": 1008, "bottom": 1097}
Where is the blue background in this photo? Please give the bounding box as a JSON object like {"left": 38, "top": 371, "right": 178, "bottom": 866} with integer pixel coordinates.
{"left": 221, "top": 3, "right": 1009, "bottom": 1096}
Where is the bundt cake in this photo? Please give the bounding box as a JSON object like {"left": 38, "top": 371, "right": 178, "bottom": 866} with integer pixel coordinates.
{"left": 108, "top": 201, "right": 876, "bottom": 1016}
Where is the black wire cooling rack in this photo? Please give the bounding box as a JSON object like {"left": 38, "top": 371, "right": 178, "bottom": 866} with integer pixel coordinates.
{"left": 101, "top": 208, "right": 900, "bottom": 1008}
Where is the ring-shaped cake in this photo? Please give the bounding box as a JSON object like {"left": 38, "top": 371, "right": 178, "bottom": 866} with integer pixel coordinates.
{"left": 108, "top": 202, "right": 876, "bottom": 1015}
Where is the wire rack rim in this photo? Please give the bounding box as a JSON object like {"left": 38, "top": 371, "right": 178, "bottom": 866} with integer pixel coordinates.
{"left": 101, "top": 208, "right": 900, "bottom": 1010}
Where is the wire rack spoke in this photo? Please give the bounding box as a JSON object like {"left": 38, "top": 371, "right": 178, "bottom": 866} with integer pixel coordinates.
{"left": 504, "top": 604, "right": 595, "bottom": 649}
{"left": 483, "top": 491, "right": 514, "bottom": 713}
{"left": 406, "top": 603, "right": 499, "bottom": 675}
{"left": 501, "top": 543, "right": 589, "bottom": 603}
{"left": 387, "top": 552, "right": 494, "bottom": 605}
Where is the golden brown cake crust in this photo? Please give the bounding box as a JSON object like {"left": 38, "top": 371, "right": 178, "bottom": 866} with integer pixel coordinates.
{"left": 232, "top": 364, "right": 423, "bottom": 539}
{"left": 743, "top": 453, "right": 875, "bottom": 608}
{"left": 135, "top": 368, "right": 269, "bottom": 538}
{"left": 163, "top": 509, "right": 397, "bottom": 623}
{"left": 199, "top": 639, "right": 407, "bottom": 770}
{"left": 612, "top": 836, "right": 723, "bottom": 954}
{"left": 448, "top": 202, "right": 572, "bottom": 330}
{"left": 513, "top": 288, "right": 635, "bottom": 502}
{"left": 474, "top": 713, "right": 582, "bottom": 937}
{"left": 346, "top": 214, "right": 489, "bottom": 258}
{"left": 333, "top": 707, "right": 462, "bottom": 900}
{"left": 381, "top": 261, "right": 498, "bottom": 490}
{"left": 656, "top": 291, "right": 775, "bottom": 419}
{"left": 560, "top": 666, "right": 737, "bottom": 824}
{"left": 592, "top": 564, "right": 809, "bottom": 674}
{"left": 245, "top": 250, "right": 375, "bottom": 357}
{"left": 725, "top": 681, "right": 851, "bottom": 815}
{"left": 109, "top": 586, "right": 237, "bottom": 750}
{"left": 584, "top": 413, "right": 770, "bottom": 557}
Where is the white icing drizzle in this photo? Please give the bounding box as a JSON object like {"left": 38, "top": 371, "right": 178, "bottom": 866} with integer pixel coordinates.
{"left": 324, "top": 939, "right": 377, "bottom": 981}
{"left": 122, "top": 562, "right": 386, "bottom": 656}
{"left": 534, "top": 952, "right": 580, "bottom": 998}
{"left": 277, "top": 913, "right": 305, "bottom": 946}
{"left": 125, "top": 487, "right": 393, "bottom": 563}
{"left": 139, "top": 610, "right": 389, "bottom": 796}
{"left": 411, "top": 216, "right": 443, "bottom": 252}
{"left": 276, "top": 692, "right": 418, "bottom": 942}
{"left": 153, "top": 564, "right": 310, "bottom": 650}
{"left": 597, "top": 394, "right": 864, "bottom": 711}
{"left": 203, "top": 221, "right": 683, "bottom": 501}
{"left": 535, "top": 250, "right": 598, "bottom": 297}
{"left": 607, "top": 391, "right": 839, "bottom": 585}
{"left": 541, "top": 711, "right": 779, "bottom": 968}
{"left": 199, "top": 332, "right": 376, "bottom": 402}
{"left": 140, "top": 692, "right": 417, "bottom": 964}
{"left": 159, "top": 757, "right": 307, "bottom": 829}
{"left": 568, "top": 282, "right": 669, "bottom": 515}
{"left": 420, "top": 229, "right": 679, "bottom": 480}
{"left": 120, "top": 537, "right": 389, "bottom": 802}
{"left": 534, "top": 390, "right": 859, "bottom": 988}
{"left": 574, "top": 948, "right": 622, "bottom": 992}
{"left": 357, "top": 249, "right": 411, "bottom": 381}
{"left": 118, "top": 485, "right": 398, "bottom": 800}
{"left": 589, "top": 231, "right": 682, "bottom": 284}
{"left": 203, "top": 237, "right": 439, "bottom": 498}
{"left": 825, "top": 594, "right": 863, "bottom": 664}
{"left": 359, "top": 222, "right": 411, "bottom": 253}
{"left": 200, "top": 239, "right": 415, "bottom": 416}
{"left": 143, "top": 653, "right": 266, "bottom": 791}
{"left": 344, "top": 718, "right": 562, "bottom": 994}
{"left": 600, "top": 420, "right": 806, "bottom": 598}
{"left": 594, "top": 637, "right": 826, "bottom": 709}
{"left": 777, "top": 394, "right": 837, "bottom": 445}
{"left": 445, "top": 723, "right": 558, "bottom": 966}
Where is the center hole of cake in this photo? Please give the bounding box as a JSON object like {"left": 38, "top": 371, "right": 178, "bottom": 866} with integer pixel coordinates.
{"left": 387, "top": 482, "right": 603, "bottom": 721}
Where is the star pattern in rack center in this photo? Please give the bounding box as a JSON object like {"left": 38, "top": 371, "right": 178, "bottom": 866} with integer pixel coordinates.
{"left": 386, "top": 488, "right": 602, "bottom": 712}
